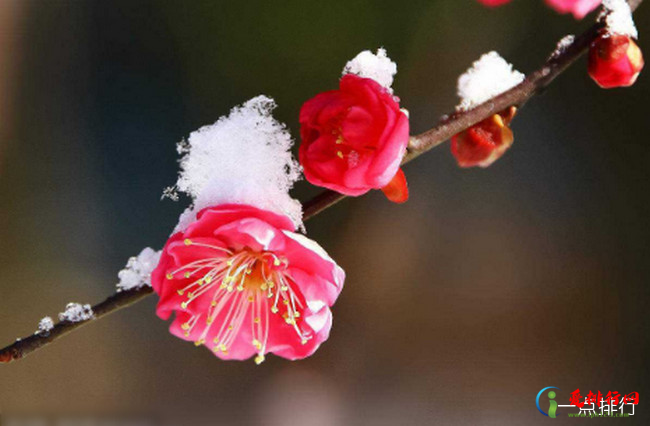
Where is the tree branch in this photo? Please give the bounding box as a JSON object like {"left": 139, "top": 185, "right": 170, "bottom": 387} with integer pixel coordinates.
{"left": 1, "top": 0, "right": 643, "bottom": 363}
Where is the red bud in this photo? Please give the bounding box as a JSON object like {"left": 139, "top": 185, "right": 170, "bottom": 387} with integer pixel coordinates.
{"left": 450, "top": 108, "right": 516, "bottom": 168}
{"left": 588, "top": 33, "right": 644, "bottom": 89}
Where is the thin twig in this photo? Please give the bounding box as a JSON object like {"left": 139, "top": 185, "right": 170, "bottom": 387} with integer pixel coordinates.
{"left": 1, "top": 0, "right": 643, "bottom": 363}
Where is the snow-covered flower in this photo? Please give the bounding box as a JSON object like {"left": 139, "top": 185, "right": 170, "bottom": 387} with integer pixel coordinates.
{"left": 453, "top": 52, "right": 523, "bottom": 168}
{"left": 151, "top": 204, "right": 344, "bottom": 364}
{"left": 299, "top": 49, "right": 409, "bottom": 203}
{"left": 588, "top": 0, "right": 643, "bottom": 88}
{"left": 152, "top": 95, "right": 346, "bottom": 363}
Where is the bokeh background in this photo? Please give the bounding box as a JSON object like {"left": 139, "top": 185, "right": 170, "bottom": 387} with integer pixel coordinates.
{"left": 1, "top": 0, "right": 649, "bottom": 424}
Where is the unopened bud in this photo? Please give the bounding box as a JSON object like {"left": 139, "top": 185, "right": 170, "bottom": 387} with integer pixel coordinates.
{"left": 588, "top": 33, "right": 644, "bottom": 89}
{"left": 451, "top": 107, "right": 516, "bottom": 168}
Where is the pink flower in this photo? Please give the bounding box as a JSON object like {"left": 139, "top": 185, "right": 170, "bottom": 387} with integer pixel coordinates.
{"left": 544, "top": 0, "right": 601, "bottom": 19}
{"left": 151, "top": 204, "right": 345, "bottom": 364}
{"left": 477, "top": 0, "right": 602, "bottom": 19}
{"left": 299, "top": 74, "right": 409, "bottom": 201}
{"left": 476, "top": 0, "right": 512, "bottom": 6}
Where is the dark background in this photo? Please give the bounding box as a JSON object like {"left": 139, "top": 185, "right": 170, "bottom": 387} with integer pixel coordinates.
{"left": 1, "top": 0, "right": 648, "bottom": 424}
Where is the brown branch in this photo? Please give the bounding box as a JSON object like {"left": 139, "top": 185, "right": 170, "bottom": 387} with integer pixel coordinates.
{"left": 1, "top": 0, "right": 643, "bottom": 363}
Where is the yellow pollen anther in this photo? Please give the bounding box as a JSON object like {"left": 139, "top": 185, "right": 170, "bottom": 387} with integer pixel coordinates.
{"left": 236, "top": 285, "right": 244, "bottom": 292}
{"left": 177, "top": 289, "right": 184, "bottom": 296}
{"left": 219, "top": 343, "right": 228, "bottom": 351}
{"left": 184, "top": 272, "right": 191, "bottom": 278}
{"left": 197, "top": 279, "right": 204, "bottom": 286}
{"left": 248, "top": 296, "right": 254, "bottom": 302}
{"left": 184, "top": 238, "right": 192, "bottom": 246}
{"left": 181, "top": 302, "right": 188, "bottom": 309}
{"left": 181, "top": 323, "right": 190, "bottom": 330}
{"left": 227, "top": 286, "right": 234, "bottom": 292}
{"left": 220, "top": 283, "right": 228, "bottom": 289}
{"left": 205, "top": 276, "right": 212, "bottom": 284}
{"left": 226, "top": 259, "right": 234, "bottom": 266}
{"left": 222, "top": 350, "right": 229, "bottom": 355}
{"left": 184, "top": 331, "right": 189, "bottom": 337}
{"left": 206, "top": 318, "right": 213, "bottom": 325}
{"left": 271, "top": 306, "right": 279, "bottom": 314}
{"left": 254, "top": 354, "right": 265, "bottom": 365}
{"left": 187, "top": 292, "right": 194, "bottom": 298}
{"left": 246, "top": 268, "right": 252, "bottom": 274}
{"left": 213, "top": 337, "right": 219, "bottom": 344}
{"left": 194, "top": 339, "right": 205, "bottom": 346}
{"left": 285, "top": 317, "right": 295, "bottom": 325}
{"left": 281, "top": 285, "right": 288, "bottom": 292}
{"left": 211, "top": 301, "right": 217, "bottom": 307}
{"left": 268, "top": 282, "right": 275, "bottom": 288}
{"left": 267, "top": 292, "right": 274, "bottom": 299}
{"left": 283, "top": 300, "right": 289, "bottom": 305}
{"left": 301, "top": 338, "right": 308, "bottom": 345}
{"left": 254, "top": 317, "right": 260, "bottom": 324}
{"left": 166, "top": 273, "right": 174, "bottom": 280}
{"left": 252, "top": 339, "right": 262, "bottom": 349}
{"left": 273, "top": 259, "right": 281, "bottom": 266}
{"left": 228, "top": 325, "right": 233, "bottom": 331}
{"left": 294, "top": 312, "right": 300, "bottom": 318}
{"left": 337, "top": 151, "right": 344, "bottom": 159}
{"left": 260, "top": 283, "right": 268, "bottom": 291}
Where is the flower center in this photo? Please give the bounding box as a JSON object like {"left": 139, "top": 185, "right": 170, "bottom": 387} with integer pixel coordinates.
{"left": 165, "top": 239, "right": 310, "bottom": 364}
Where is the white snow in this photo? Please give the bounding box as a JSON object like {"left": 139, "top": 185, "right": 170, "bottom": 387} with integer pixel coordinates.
{"left": 549, "top": 35, "right": 575, "bottom": 60}
{"left": 456, "top": 51, "right": 525, "bottom": 111}
{"left": 36, "top": 316, "right": 54, "bottom": 334}
{"left": 117, "top": 247, "right": 161, "bottom": 292}
{"left": 58, "top": 303, "right": 94, "bottom": 322}
{"left": 161, "top": 186, "right": 179, "bottom": 201}
{"left": 343, "top": 48, "right": 397, "bottom": 93}
{"left": 172, "top": 96, "right": 302, "bottom": 231}
{"left": 601, "top": 0, "right": 638, "bottom": 38}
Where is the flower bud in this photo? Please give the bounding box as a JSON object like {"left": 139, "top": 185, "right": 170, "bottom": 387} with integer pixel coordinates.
{"left": 451, "top": 107, "right": 516, "bottom": 168}
{"left": 588, "top": 33, "right": 644, "bottom": 89}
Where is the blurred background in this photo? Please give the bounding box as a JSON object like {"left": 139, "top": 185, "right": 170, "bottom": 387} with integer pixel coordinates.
{"left": 1, "top": 0, "right": 649, "bottom": 424}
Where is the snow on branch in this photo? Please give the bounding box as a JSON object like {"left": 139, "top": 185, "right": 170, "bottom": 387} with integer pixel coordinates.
{"left": 456, "top": 51, "right": 525, "bottom": 111}
{"left": 116, "top": 247, "right": 161, "bottom": 292}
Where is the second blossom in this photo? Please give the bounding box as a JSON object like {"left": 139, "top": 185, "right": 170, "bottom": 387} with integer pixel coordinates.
{"left": 299, "top": 50, "right": 410, "bottom": 202}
